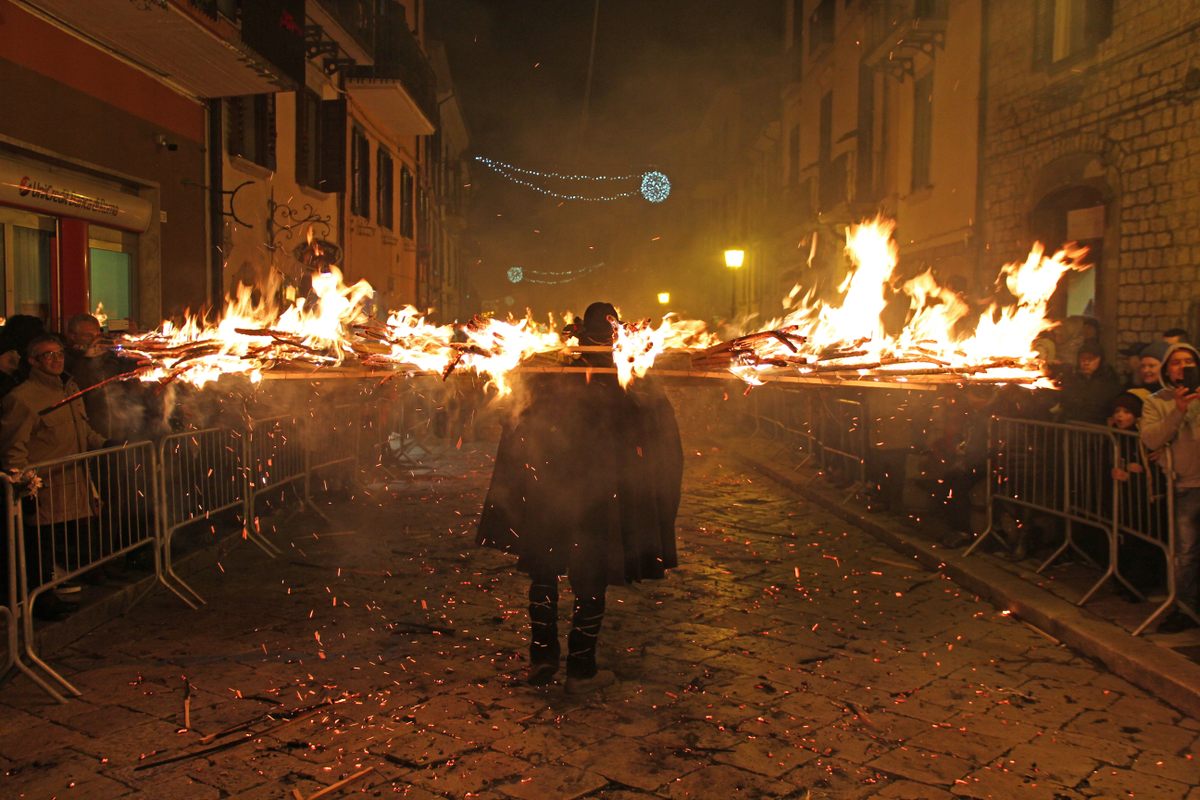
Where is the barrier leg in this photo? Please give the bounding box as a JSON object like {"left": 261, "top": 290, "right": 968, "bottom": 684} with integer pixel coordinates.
{"left": 155, "top": 526, "right": 204, "bottom": 609}
{"left": 1077, "top": 522, "right": 1118, "bottom": 606}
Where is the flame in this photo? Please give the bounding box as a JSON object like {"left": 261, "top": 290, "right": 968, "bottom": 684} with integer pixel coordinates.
{"left": 613, "top": 314, "right": 719, "bottom": 387}
{"left": 111, "top": 216, "right": 1084, "bottom": 394}
{"left": 94, "top": 302, "right": 108, "bottom": 328}
{"left": 120, "top": 267, "right": 372, "bottom": 387}
{"left": 742, "top": 217, "right": 1088, "bottom": 385}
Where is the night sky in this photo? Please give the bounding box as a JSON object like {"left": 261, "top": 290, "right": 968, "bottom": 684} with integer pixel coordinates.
{"left": 429, "top": 0, "right": 780, "bottom": 318}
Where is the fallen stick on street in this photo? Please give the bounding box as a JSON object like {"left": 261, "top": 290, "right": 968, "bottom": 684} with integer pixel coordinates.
{"left": 303, "top": 767, "right": 376, "bottom": 799}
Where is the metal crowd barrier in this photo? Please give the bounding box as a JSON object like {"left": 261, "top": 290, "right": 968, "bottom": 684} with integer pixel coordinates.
{"left": 243, "top": 414, "right": 306, "bottom": 556}
{"left": 2, "top": 386, "right": 399, "bottom": 702}
{"left": 304, "top": 403, "right": 364, "bottom": 522}
{"left": 14, "top": 442, "right": 160, "bottom": 699}
{"left": 817, "top": 396, "right": 868, "bottom": 502}
{"left": 747, "top": 386, "right": 820, "bottom": 469}
{"left": 966, "top": 416, "right": 1176, "bottom": 635}
{"left": 157, "top": 427, "right": 247, "bottom": 608}
{"left": 1111, "top": 428, "right": 1177, "bottom": 635}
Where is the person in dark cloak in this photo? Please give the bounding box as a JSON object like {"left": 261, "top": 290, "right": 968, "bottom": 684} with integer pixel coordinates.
{"left": 477, "top": 301, "right": 683, "bottom": 693}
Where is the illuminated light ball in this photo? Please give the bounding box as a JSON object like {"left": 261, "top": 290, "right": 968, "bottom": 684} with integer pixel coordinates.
{"left": 507, "top": 266, "right": 524, "bottom": 284}
{"left": 504, "top": 295, "right": 515, "bottom": 307}
{"left": 640, "top": 170, "right": 671, "bottom": 203}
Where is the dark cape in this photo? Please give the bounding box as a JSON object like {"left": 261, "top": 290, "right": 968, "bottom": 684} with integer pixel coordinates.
{"left": 476, "top": 366, "right": 683, "bottom": 587}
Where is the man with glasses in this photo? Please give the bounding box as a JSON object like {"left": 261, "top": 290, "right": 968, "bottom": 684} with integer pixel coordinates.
{"left": 0, "top": 334, "right": 106, "bottom": 620}
{"left": 1141, "top": 341, "right": 1200, "bottom": 632}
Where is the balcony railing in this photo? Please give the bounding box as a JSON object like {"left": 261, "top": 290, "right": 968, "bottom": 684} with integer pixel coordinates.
{"left": 346, "top": 3, "right": 437, "bottom": 134}
{"left": 865, "top": 0, "right": 949, "bottom": 80}
{"left": 310, "top": 0, "right": 375, "bottom": 57}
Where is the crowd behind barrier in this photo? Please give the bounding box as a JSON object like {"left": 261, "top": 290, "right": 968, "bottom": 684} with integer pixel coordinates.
{"left": 0, "top": 378, "right": 453, "bottom": 703}
{"left": 729, "top": 384, "right": 1181, "bottom": 638}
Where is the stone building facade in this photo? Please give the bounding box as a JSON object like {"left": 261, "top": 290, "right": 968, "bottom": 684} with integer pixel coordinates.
{"left": 980, "top": 0, "right": 1200, "bottom": 354}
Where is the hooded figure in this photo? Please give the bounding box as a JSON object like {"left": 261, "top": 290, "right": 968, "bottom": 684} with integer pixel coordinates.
{"left": 477, "top": 301, "right": 683, "bottom": 692}
{"left": 1140, "top": 341, "right": 1200, "bottom": 631}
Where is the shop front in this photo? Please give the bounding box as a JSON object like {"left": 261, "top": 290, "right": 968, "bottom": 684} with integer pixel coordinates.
{"left": 0, "top": 156, "right": 152, "bottom": 332}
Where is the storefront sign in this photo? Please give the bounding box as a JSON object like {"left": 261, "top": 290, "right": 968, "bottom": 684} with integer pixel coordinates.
{"left": 0, "top": 158, "right": 152, "bottom": 232}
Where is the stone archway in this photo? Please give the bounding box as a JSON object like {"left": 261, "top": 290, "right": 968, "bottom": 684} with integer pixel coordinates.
{"left": 1025, "top": 152, "right": 1120, "bottom": 358}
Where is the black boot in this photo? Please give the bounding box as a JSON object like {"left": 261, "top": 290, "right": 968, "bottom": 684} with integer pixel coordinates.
{"left": 527, "top": 578, "right": 560, "bottom": 684}
{"left": 566, "top": 594, "right": 605, "bottom": 679}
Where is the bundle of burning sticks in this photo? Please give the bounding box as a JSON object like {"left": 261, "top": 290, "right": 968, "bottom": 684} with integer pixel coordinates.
{"left": 40, "top": 218, "right": 1087, "bottom": 415}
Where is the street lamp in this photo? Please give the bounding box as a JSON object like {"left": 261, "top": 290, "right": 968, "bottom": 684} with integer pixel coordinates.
{"left": 724, "top": 248, "right": 744, "bottom": 317}
{"left": 657, "top": 292, "right": 670, "bottom": 305}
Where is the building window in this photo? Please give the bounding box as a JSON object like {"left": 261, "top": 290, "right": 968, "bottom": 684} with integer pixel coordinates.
{"left": 809, "top": 0, "right": 835, "bottom": 55}
{"left": 788, "top": 0, "right": 804, "bottom": 79}
{"left": 1034, "top": 0, "right": 1113, "bottom": 67}
{"left": 788, "top": 124, "right": 801, "bottom": 186}
{"left": 400, "top": 166, "right": 414, "bottom": 239}
{"left": 296, "top": 93, "right": 347, "bottom": 193}
{"left": 351, "top": 127, "right": 370, "bottom": 219}
{"left": 227, "top": 94, "right": 275, "bottom": 170}
{"left": 377, "top": 149, "right": 394, "bottom": 229}
{"left": 911, "top": 71, "right": 934, "bottom": 190}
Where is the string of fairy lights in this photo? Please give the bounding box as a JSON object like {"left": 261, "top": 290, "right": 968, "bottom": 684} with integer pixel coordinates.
{"left": 474, "top": 157, "right": 671, "bottom": 203}
{"left": 508, "top": 262, "right": 605, "bottom": 285}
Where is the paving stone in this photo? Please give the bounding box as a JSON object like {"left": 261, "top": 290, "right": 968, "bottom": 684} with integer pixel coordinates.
{"left": 0, "top": 448, "right": 1190, "bottom": 797}
{"left": 868, "top": 745, "right": 974, "bottom": 785}
{"left": 660, "top": 762, "right": 796, "bottom": 798}
{"left": 1065, "top": 709, "right": 1198, "bottom": 754}
{"left": 1127, "top": 748, "right": 1200, "bottom": 787}
{"left": 560, "top": 731, "right": 706, "bottom": 791}
{"left": 905, "top": 725, "right": 1010, "bottom": 764}
{"left": 950, "top": 764, "right": 1080, "bottom": 800}
{"left": 1083, "top": 764, "right": 1193, "bottom": 799}
{"left": 403, "top": 749, "right": 529, "bottom": 796}
{"left": 494, "top": 763, "right": 610, "bottom": 799}
{"left": 873, "top": 778, "right": 957, "bottom": 799}
{"left": 712, "top": 733, "right": 819, "bottom": 778}
{"left": 995, "top": 740, "right": 1102, "bottom": 787}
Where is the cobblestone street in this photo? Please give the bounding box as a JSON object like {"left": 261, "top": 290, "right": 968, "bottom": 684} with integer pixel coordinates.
{"left": 2, "top": 441, "right": 1197, "bottom": 799}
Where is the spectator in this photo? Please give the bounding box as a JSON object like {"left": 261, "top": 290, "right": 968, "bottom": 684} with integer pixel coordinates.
{"left": 1140, "top": 341, "right": 1200, "bottom": 632}
{"left": 63, "top": 313, "right": 144, "bottom": 441}
{"left": 0, "top": 333, "right": 19, "bottom": 401}
{"left": 1163, "top": 327, "right": 1190, "bottom": 345}
{"left": 3, "top": 314, "right": 45, "bottom": 381}
{"left": 1120, "top": 341, "right": 1151, "bottom": 390}
{"left": 1128, "top": 341, "right": 1169, "bottom": 403}
{"left": 1056, "top": 339, "right": 1123, "bottom": 425}
{"left": 0, "top": 334, "right": 107, "bottom": 620}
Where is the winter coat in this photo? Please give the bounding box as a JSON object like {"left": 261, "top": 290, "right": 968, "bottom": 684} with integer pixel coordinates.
{"left": 477, "top": 368, "right": 683, "bottom": 586}
{"left": 0, "top": 370, "right": 106, "bottom": 523}
{"left": 1141, "top": 342, "right": 1200, "bottom": 489}
{"left": 1057, "top": 364, "right": 1123, "bottom": 425}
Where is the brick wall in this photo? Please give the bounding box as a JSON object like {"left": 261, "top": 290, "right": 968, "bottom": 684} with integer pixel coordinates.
{"left": 981, "top": 0, "right": 1200, "bottom": 348}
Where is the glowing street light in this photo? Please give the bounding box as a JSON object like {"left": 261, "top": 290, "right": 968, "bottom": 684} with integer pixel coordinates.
{"left": 723, "top": 248, "right": 745, "bottom": 317}
{"left": 657, "top": 292, "right": 670, "bottom": 305}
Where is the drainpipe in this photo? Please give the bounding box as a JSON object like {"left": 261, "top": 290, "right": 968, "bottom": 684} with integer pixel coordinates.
{"left": 974, "top": 0, "right": 990, "bottom": 289}
{"left": 207, "top": 99, "right": 223, "bottom": 306}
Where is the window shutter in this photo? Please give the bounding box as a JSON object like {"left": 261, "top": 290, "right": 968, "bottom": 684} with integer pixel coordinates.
{"left": 295, "top": 93, "right": 311, "bottom": 187}
{"left": 1032, "top": 0, "right": 1053, "bottom": 67}
{"left": 227, "top": 97, "right": 245, "bottom": 158}
{"left": 1085, "top": 0, "right": 1114, "bottom": 47}
{"left": 319, "top": 98, "right": 347, "bottom": 194}
{"left": 259, "top": 94, "right": 277, "bottom": 171}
